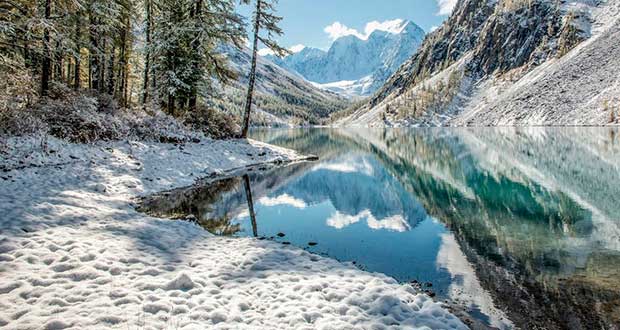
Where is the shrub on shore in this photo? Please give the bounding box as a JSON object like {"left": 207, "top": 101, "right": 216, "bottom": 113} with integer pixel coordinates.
{"left": 0, "top": 89, "right": 238, "bottom": 144}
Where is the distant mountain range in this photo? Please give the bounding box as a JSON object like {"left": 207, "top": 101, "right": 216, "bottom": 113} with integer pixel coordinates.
{"left": 265, "top": 19, "right": 426, "bottom": 97}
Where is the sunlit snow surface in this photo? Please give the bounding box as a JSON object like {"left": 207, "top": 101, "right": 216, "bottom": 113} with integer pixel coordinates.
{"left": 0, "top": 135, "right": 466, "bottom": 330}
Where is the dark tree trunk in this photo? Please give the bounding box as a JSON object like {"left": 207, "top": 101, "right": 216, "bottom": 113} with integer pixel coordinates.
{"left": 54, "top": 40, "right": 62, "bottom": 82}
{"left": 107, "top": 46, "right": 115, "bottom": 95}
{"left": 123, "top": 68, "right": 129, "bottom": 107}
{"left": 241, "top": 0, "right": 261, "bottom": 138}
{"left": 168, "top": 94, "right": 175, "bottom": 116}
{"left": 98, "top": 38, "right": 106, "bottom": 93}
{"left": 41, "top": 0, "right": 52, "bottom": 96}
{"left": 74, "top": 14, "right": 81, "bottom": 89}
{"left": 66, "top": 60, "right": 72, "bottom": 84}
{"left": 117, "top": 18, "right": 128, "bottom": 104}
{"left": 127, "top": 79, "right": 133, "bottom": 105}
{"left": 188, "top": 0, "right": 203, "bottom": 110}
{"left": 142, "top": 0, "right": 152, "bottom": 106}
{"left": 89, "top": 15, "right": 99, "bottom": 90}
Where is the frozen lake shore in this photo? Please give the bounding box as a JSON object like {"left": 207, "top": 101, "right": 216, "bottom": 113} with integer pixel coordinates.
{"left": 0, "top": 136, "right": 465, "bottom": 330}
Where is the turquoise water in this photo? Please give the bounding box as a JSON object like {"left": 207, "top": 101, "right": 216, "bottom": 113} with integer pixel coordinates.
{"left": 140, "top": 128, "right": 620, "bottom": 329}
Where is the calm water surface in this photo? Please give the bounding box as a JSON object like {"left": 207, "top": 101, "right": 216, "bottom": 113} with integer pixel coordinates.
{"left": 140, "top": 128, "right": 620, "bottom": 330}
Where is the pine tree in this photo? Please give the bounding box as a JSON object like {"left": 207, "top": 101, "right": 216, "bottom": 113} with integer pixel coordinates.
{"left": 150, "top": 0, "right": 245, "bottom": 115}
{"left": 240, "top": 0, "right": 289, "bottom": 138}
{"left": 2, "top": 0, "right": 249, "bottom": 118}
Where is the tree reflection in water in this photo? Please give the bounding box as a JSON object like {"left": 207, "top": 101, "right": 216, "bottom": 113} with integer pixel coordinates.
{"left": 243, "top": 174, "right": 258, "bottom": 237}
{"left": 137, "top": 172, "right": 262, "bottom": 238}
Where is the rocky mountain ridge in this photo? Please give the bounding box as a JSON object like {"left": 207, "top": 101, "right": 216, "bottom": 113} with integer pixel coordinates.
{"left": 339, "top": 0, "right": 620, "bottom": 126}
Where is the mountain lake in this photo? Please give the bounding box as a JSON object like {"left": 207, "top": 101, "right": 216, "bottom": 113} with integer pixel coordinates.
{"left": 138, "top": 127, "right": 620, "bottom": 330}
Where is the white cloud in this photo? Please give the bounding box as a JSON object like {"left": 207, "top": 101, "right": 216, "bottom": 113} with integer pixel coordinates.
{"left": 437, "top": 0, "right": 457, "bottom": 15}
{"left": 430, "top": 26, "right": 439, "bottom": 32}
{"left": 363, "top": 19, "right": 408, "bottom": 36}
{"left": 324, "top": 22, "right": 365, "bottom": 41}
{"left": 289, "top": 44, "right": 306, "bottom": 53}
{"left": 326, "top": 210, "right": 411, "bottom": 232}
{"left": 257, "top": 48, "right": 275, "bottom": 56}
{"left": 311, "top": 158, "right": 374, "bottom": 176}
{"left": 367, "top": 214, "right": 410, "bottom": 232}
{"left": 324, "top": 19, "right": 408, "bottom": 41}
{"left": 259, "top": 194, "right": 307, "bottom": 209}
{"left": 326, "top": 211, "right": 364, "bottom": 229}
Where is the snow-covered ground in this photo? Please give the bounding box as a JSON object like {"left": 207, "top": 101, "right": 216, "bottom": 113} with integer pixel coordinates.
{"left": 0, "top": 136, "right": 466, "bottom": 330}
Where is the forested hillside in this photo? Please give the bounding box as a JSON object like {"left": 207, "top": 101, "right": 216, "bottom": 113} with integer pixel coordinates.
{"left": 213, "top": 45, "right": 349, "bottom": 127}
{"left": 0, "top": 0, "right": 345, "bottom": 143}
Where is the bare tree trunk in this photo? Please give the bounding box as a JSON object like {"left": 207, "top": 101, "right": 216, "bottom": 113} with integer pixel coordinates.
{"left": 243, "top": 175, "right": 258, "bottom": 237}
{"left": 107, "top": 46, "right": 115, "bottom": 95}
{"left": 98, "top": 37, "right": 107, "bottom": 93}
{"left": 117, "top": 49, "right": 125, "bottom": 100}
{"left": 241, "top": 0, "right": 261, "bottom": 138}
{"left": 141, "top": 0, "right": 152, "bottom": 106}
{"left": 89, "top": 15, "right": 99, "bottom": 90}
{"left": 123, "top": 67, "right": 129, "bottom": 107}
{"left": 54, "top": 40, "right": 62, "bottom": 82}
{"left": 168, "top": 94, "right": 175, "bottom": 115}
{"left": 74, "top": 14, "right": 81, "bottom": 89}
{"left": 41, "top": 0, "right": 52, "bottom": 96}
{"left": 66, "top": 60, "right": 71, "bottom": 84}
{"left": 188, "top": 0, "right": 203, "bottom": 111}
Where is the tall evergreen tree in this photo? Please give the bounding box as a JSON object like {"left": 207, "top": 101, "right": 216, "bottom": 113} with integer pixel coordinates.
{"left": 150, "top": 0, "right": 245, "bottom": 115}
{"left": 1, "top": 0, "right": 251, "bottom": 117}
{"left": 240, "top": 0, "right": 288, "bottom": 138}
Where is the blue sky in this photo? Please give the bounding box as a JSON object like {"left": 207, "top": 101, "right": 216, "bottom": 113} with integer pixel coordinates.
{"left": 237, "top": 0, "right": 456, "bottom": 52}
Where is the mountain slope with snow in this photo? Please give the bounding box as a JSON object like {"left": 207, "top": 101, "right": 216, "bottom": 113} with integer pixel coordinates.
{"left": 267, "top": 20, "right": 426, "bottom": 97}
{"left": 339, "top": 0, "right": 620, "bottom": 126}
{"left": 214, "top": 46, "right": 349, "bottom": 127}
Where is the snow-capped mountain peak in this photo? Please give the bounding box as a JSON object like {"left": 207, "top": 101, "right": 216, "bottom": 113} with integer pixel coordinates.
{"left": 265, "top": 19, "right": 426, "bottom": 97}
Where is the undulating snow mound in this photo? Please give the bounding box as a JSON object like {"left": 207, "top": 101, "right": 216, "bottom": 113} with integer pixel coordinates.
{"left": 0, "top": 136, "right": 467, "bottom": 329}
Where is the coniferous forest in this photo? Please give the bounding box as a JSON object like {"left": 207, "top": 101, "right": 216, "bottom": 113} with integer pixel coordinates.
{"left": 1, "top": 0, "right": 334, "bottom": 141}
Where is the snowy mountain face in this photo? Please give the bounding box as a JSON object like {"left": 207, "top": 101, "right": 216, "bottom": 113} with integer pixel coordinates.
{"left": 266, "top": 20, "right": 426, "bottom": 97}
{"left": 214, "top": 45, "right": 349, "bottom": 127}
{"left": 339, "top": 0, "right": 620, "bottom": 127}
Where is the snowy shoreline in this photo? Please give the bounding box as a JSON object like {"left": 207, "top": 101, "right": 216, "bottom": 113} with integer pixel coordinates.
{"left": 0, "top": 136, "right": 466, "bottom": 329}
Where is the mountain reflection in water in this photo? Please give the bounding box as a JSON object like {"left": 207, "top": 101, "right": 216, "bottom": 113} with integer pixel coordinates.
{"left": 139, "top": 127, "right": 620, "bottom": 330}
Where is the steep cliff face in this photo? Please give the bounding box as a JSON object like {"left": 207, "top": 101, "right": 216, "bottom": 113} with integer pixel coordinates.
{"left": 368, "top": 0, "right": 495, "bottom": 106}
{"left": 340, "top": 0, "right": 619, "bottom": 127}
